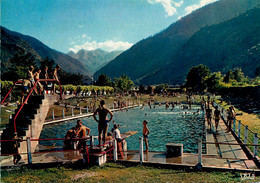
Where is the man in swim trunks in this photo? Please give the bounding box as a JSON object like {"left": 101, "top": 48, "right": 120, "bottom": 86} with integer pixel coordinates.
{"left": 75, "top": 120, "right": 91, "bottom": 151}
{"left": 27, "top": 65, "right": 38, "bottom": 94}
{"left": 93, "top": 100, "right": 113, "bottom": 145}
{"left": 21, "top": 79, "right": 31, "bottom": 104}
{"left": 214, "top": 106, "right": 221, "bottom": 133}
{"left": 143, "top": 120, "right": 150, "bottom": 153}
{"left": 206, "top": 105, "right": 212, "bottom": 132}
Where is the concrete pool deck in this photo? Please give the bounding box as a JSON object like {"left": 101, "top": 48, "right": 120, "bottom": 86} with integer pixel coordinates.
{"left": 1, "top": 105, "right": 259, "bottom": 172}
{"left": 1, "top": 119, "right": 259, "bottom": 171}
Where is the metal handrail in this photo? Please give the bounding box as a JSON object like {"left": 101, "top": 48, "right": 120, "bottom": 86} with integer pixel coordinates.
{"left": 1, "top": 80, "right": 23, "bottom": 105}
{"left": 12, "top": 79, "right": 63, "bottom": 133}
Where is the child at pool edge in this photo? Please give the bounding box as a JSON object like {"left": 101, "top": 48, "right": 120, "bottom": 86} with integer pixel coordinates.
{"left": 143, "top": 120, "right": 150, "bottom": 153}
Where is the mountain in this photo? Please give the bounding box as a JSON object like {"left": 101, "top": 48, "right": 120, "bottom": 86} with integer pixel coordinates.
{"left": 1, "top": 28, "right": 42, "bottom": 72}
{"left": 68, "top": 49, "right": 122, "bottom": 74}
{"left": 1, "top": 26, "right": 91, "bottom": 76}
{"left": 141, "top": 8, "right": 260, "bottom": 84}
{"left": 95, "top": 0, "right": 260, "bottom": 84}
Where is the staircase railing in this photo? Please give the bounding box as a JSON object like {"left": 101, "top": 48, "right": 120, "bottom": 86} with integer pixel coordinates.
{"left": 1, "top": 79, "right": 63, "bottom": 133}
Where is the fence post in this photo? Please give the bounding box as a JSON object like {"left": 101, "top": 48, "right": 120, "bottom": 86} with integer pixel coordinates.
{"left": 114, "top": 139, "right": 117, "bottom": 162}
{"left": 71, "top": 107, "right": 74, "bottom": 116}
{"left": 196, "top": 140, "right": 203, "bottom": 170}
{"left": 90, "top": 136, "right": 94, "bottom": 149}
{"left": 52, "top": 109, "right": 55, "bottom": 119}
{"left": 139, "top": 137, "right": 144, "bottom": 164}
{"left": 79, "top": 107, "right": 82, "bottom": 115}
{"left": 254, "top": 133, "right": 258, "bottom": 157}
{"left": 62, "top": 108, "right": 65, "bottom": 118}
{"left": 233, "top": 118, "right": 236, "bottom": 132}
{"left": 244, "top": 125, "right": 248, "bottom": 144}
{"left": 86, "top": 106, "right": 88, "bottom": 113}
{"left": 26, "top": 137, "right": 32, "bottom": 164}
{"left": 238, "top": 120, "right": 241, "bottom": 138}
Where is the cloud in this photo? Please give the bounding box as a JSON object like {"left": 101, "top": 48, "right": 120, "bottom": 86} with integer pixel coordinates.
{"left": 147, "top": 0, "right": 183, "bottom": 17}
{"left": 184, "top": 0, "right": 218, "bottom": 15}
{"left": 77, "top": 24, "right": 84, "bottom": 28}
{"left": 69, "top": 40, "right": 133, "bottom": 53}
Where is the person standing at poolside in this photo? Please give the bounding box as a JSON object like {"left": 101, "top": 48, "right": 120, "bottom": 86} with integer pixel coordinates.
{"left": 51, "top": 64, "right": 61, "bottom": 94}
{"left": 206, "top": 105, "right": 212, "bottom": 132}
{"left": 93, "top": 100, "right": 113, "bottom": 145}
{"left": 226, "top": 106, "right": 235, "bottom": 132}
{"left": 143, "top": 120, "right": 150, "bottom": 153}
{"left": 214, "top": 106, "right": 221, "bottom": 133}
{"left": 113, "top": 124, "right": 124, "bottom": 159}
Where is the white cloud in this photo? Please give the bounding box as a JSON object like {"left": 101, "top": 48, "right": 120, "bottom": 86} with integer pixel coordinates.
{"left": 184, "top": 0, "right": 218, "bottom": 15}
{"left": 147, "top": 0, "right": 183, "bottom": 17}
{"left": 177, "top": 0, "right": 218, "bottom": 20}
{"left": 69, "top": 40, "right": 133, "bottom": 53}
{"left": 70, "top": 41, "right": 76, "bottom": 45}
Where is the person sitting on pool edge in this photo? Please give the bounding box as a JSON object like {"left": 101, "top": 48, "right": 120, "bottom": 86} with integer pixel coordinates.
{"left": 143, "top": 120, "right": 150, "bottom": 153}
{"left": 64, "top": 127, "right": 77, "bottom": 150}
{"left": 75, "top": 120, "right": 91, "bottom": 152}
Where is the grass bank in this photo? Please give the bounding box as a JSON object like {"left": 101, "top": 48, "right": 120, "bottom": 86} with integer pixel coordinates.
{"left": 2, "top": 163, "right": 254, "bottom": 183}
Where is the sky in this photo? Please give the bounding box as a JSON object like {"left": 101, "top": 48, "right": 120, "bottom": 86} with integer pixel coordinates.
{"left": 1, "top": 0, "right": 218, "bottom": 53}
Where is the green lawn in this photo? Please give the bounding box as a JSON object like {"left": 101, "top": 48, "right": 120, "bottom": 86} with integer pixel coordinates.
{"left": 2, "top": 163, "right": 254, "bottom": 183}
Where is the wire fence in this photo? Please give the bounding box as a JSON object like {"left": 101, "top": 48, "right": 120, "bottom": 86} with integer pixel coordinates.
{"left": 215, "top": 102, "right": 259, "bottom": 157}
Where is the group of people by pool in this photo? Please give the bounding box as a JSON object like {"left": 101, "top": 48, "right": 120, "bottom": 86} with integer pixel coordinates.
{"left": 20, "top": 64, "right": 61, "bottom": 104}
{"left": 204, "top": 96, "right": 236, "bottom": 133}
{"left": 64, "top": 99, "right": 150, "bottom": 158}
{"left": 63, "top": 94, "right": 236, "bottom": 160}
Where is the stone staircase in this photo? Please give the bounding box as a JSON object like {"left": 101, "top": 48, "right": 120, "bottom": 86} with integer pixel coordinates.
{"left": 1, "top": 95, "right": 60, "bottom": 156}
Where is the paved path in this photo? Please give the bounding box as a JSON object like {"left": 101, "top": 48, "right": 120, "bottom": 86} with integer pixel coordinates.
{"left": 204, "top": 108, "right": 256, "bottom": 169}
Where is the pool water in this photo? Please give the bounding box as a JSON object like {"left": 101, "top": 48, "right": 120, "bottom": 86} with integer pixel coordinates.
{"left": 40, "top": 105, "right": 206, "bottom": 153}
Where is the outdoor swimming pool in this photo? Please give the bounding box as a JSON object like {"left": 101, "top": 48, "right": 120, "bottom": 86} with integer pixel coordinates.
{"left": 40, "top": 105, "right": 206, "bottom": 153}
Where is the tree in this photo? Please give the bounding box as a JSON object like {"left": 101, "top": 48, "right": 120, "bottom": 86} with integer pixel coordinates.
{"left": 185, "top": 64, "right": 210, "bottom": 91}
{"left": 1, "top": 50, "right": 37, "bottom": 81}
{"left": 233, "top": 67, "right": 245, "bottom": 82}
{"left": 147, "top": 85, "right": 153, "bottom": 94}
{"left": 59, "top": 71, "right": 84, "bottom": 85}
{"left": 40, "top": 57, "right": 55, "bottom": 72}
{"left": 154, "top": 84, "right": 168, "bottom": 94}
{"left": 205, "top": 72, "right": 222, "bottom": 91}
{"left": 255, "top": 65, "right": 260, "bottom": 77}
{"left": 138, "top": 85, "right": 145, "bottom": 93}
{"left": 113, "top": 75, "right": 134, "bottom": 91}
{"left": 223, "top": 69, "right": 234, "bottom": 83}
{"left": 95, "top": 74, "right": 112, "bottom": 86}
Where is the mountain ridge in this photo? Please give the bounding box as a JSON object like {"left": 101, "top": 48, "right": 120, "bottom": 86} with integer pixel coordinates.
{"left": 95, "top": 0, "right": 260, "bottom": 84}
{"left": 1, "top": 26, "right": 91, "bottom": 76}
{"left": 140, "top": 7, "right": 260, "bottom": 84}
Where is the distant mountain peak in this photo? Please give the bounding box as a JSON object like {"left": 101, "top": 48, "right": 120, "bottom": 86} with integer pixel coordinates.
{"left": 67, "top": 48, "right": 122, "bottom": 74}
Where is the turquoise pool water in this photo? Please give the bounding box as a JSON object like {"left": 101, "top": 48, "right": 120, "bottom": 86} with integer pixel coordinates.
{"left": 40, "top": 105, "right": 205, "bottom": 153}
